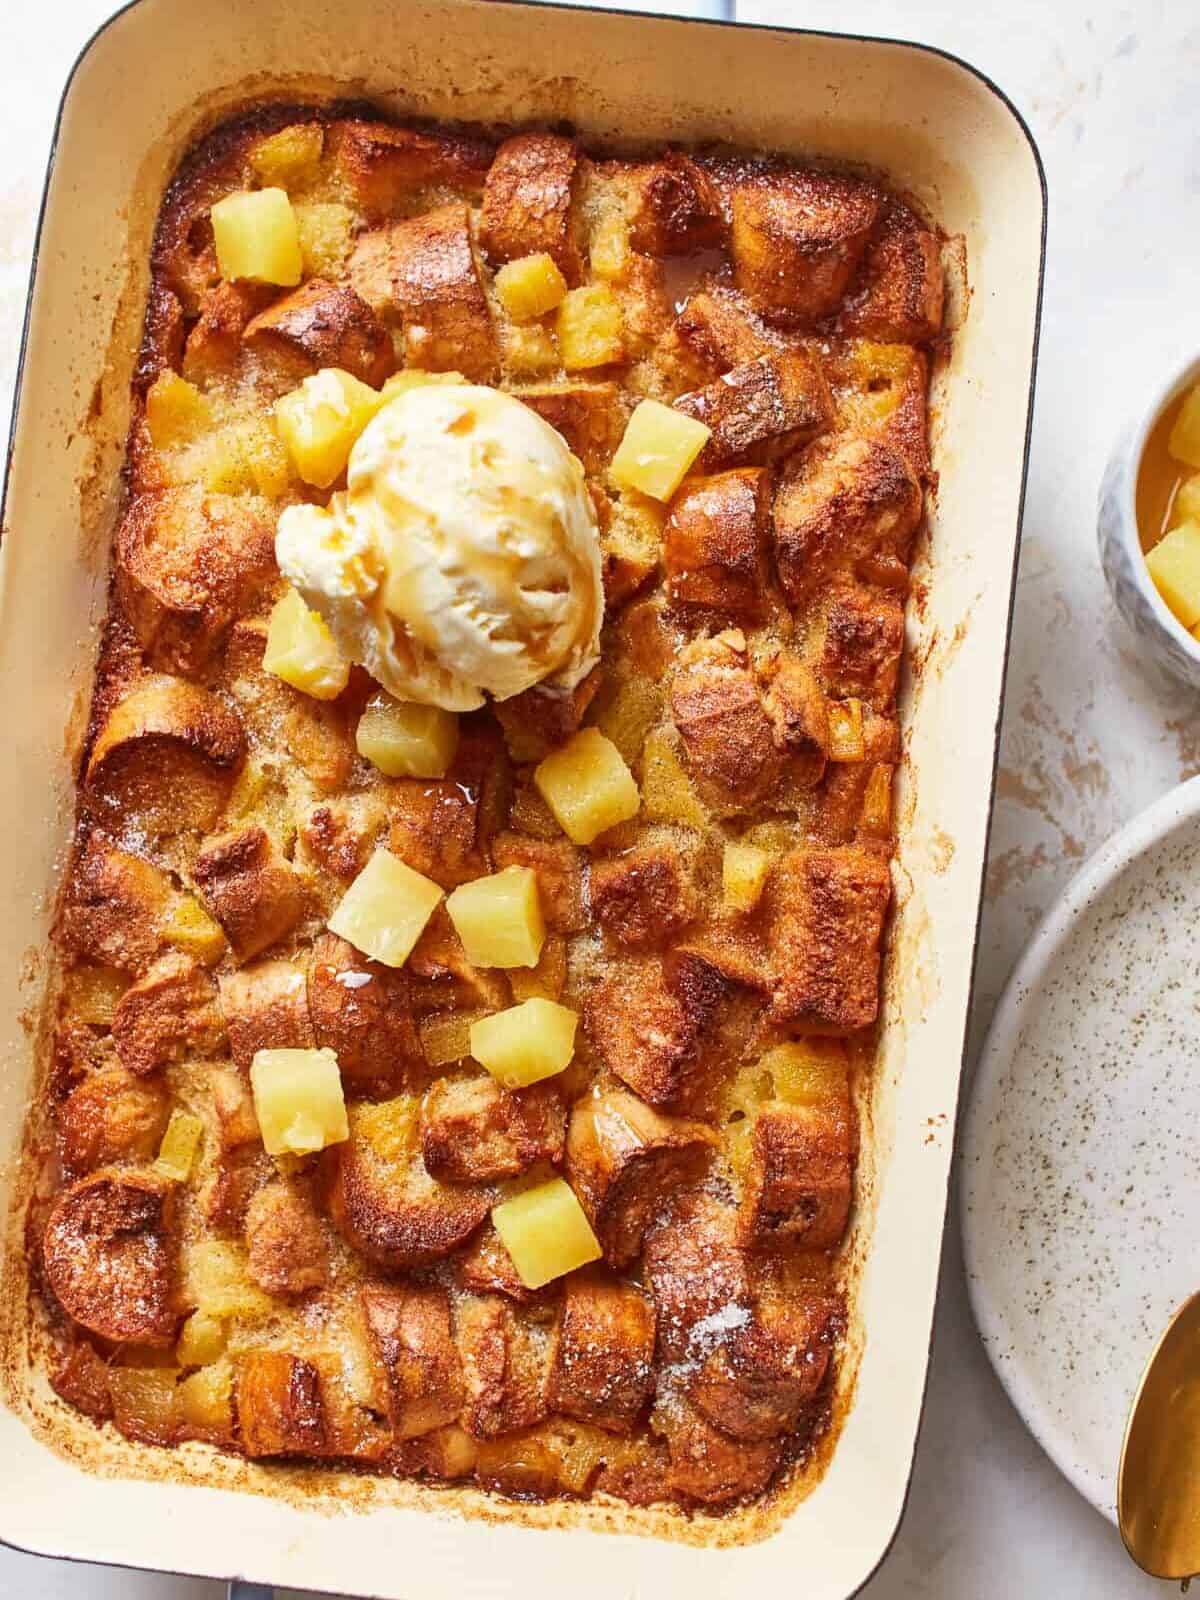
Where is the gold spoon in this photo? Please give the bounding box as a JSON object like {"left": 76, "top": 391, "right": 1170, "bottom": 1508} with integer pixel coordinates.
{"left": 1119, "top": 1291, "right": 1200, "bottom": 1586}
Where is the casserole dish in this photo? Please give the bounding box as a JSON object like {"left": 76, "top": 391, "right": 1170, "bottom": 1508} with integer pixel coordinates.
{"left": 0, "top": 0, "right": 1045, "bottom": 1594}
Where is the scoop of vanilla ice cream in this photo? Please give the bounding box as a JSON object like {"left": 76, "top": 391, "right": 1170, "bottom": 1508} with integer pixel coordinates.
{"left": 275, "top": 383, "right": 604, "bottom": 711}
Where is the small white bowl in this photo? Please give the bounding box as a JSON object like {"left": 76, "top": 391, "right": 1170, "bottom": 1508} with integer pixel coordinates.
{"left": 1098, "top": 354, "right": 1200, "bottom": 688}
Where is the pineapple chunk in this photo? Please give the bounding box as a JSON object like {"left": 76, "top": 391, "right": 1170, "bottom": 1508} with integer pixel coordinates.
{"left": 860, "top": 762, "right": 893, "bottom": 838}
{"left": 446, "top": 867, "right": 545, "bottom": 969}
{"left": 1168, "top": 384, "right": 1200, "bottom": 468}
{"left": 155, "top": 1109, "right": 204, "bottom": 1183}
{"left": 1146, "top": 521, "right": 1200, "bottom": 628}
{"left": 211, "top": 188, "right": 302, "bottom": 287}
{"left": 495, "top": 253, "right": 569, "bottom": 322}
{"left": 107, "top": 1368, "right": 180, "bottom": 1435}
{"left": 610, "top": 400, "right": 710, "bottom": 502}
{"left": 274, "top": 366, "right": 386, "bottom": 489}
{"left": 263, "top": 587, "right": 350, "bottom": 701}
{"left": 356, "top": 694, "right": 459, "bottom": 778}
{"left": 595, "top": 674, "right": 664, "bottom": 766}
{"left": 380, "top": 369, "right": 467, "bottom": 400}
{"left": 758, "top": 1040, "right": 848, "bottom": 1106}
{"left": 1174, "top": 474, "right": 1200, "bottom": 528}
{"left": 250, "top": 123, "right": 324, "bottom": 189}
{"left": 183, "top": 1240, "right": 273, "bottom": 1321}
{"left": 556, "top": 285, "right": 625, "bottom": 371}
{"left": 250, "top": 1046, "right": 349, "bottom": 1157}
{"left": 294, "top": 202, "right": 354, "bottom": 278}
{"left": 177, "top": 1358, "right": 234, "bottom": 1435}
{"left": 470, "top": 998, "right": 577, "bottom": 1088}
{"left": 534, "top": 727, "right": 640, "bottom": 846}
{"left": 501, "top": 322, "right": 560, "bottom": 376}
{"left": 177, "top": 1311, "right": 227, "bottom": 1369}
{"left": 162, "top": 894, "right": 227, "bottom": 963}
{"left": 589, "top": 211, "right": 630, "bottom": 282}
{"left": 351, "top": 1095, "right": 419, "bottom": 1162}
{"left": 508, "top": 934, "right": 567, "bottom": 1002}
{"left": 723, "top": 841, "right": 770, "bottom": 913}
{"left": 420, "top": 1008, "right": 490, "bottom": 1068}
{"left": 67, "top": 964, "right": 128, "bottom": 1026}
{"left": 828, "top": 698, "right": 866, "bottom": 763}
{"left": 145, "top": 370, "right": 210, "bottom": 450}
{"left": 491, "top": 1177, "right": 602, "bottom": 1289}
{"left": 196, "top": 414, "right": 292, "bottom": 498}
{"left": 328, "top": 848, "right": 444, "bottom": 968}
{"left": 641, "top": 727, "right": 706, "bottom": 830}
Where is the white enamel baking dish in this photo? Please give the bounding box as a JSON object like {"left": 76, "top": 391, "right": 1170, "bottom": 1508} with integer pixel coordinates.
{"left": 0, "top": 1, "right": 1045, "bottom": 1594}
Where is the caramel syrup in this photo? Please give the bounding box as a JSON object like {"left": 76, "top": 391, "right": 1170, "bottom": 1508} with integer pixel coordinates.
{"left": 1136, "top": 389, "right": 1190, "bottom": 552}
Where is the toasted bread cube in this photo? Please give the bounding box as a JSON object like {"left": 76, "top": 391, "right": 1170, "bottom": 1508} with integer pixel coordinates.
{"left": 111, "top": 952, "right": 223, "bottom": 1077}
{"left": 534, "top": 728, "right": 639, "bottom": 846}
{"left": 308, "top": 931, "right": 421, "bottom": 1094}
{"left": 327, "top": 1097, "right": 490, "bottom": 1269}
{"left": 658, "top": 1395, "right": 781, "bottom": 1504}
{"left": 617, "top": 155, "right": 724, "bottom": 256}
{"left": 329, "top": 848, "right": 444, "bottom": 968}
{"left": 218, "top": 958, "right": 313, "bottom": 1072}
{"left": 546, "top": 1271, "right": 656, "bottom": 1432}
{"left": 237, "top": 1350, "right": 327, "bottom": 1458}
{"left": 495, "top": 253, "right": 569, "bottom": 321}
{"left": 514, "top": 382, "right": 624, "bottom": 475}
{"left": 245, "top": 280, "right": 395, "bottom": 389}
{"left": 673, "top": 350, "right": 833, "bottom": 466}
{"left": 492, "top": 1178, "right": 602, "bottom": 1289}
{"left": 244, "top": 1179, "right": 328, "bottom": 1297}
{"left": 250, "top": 123, "right": 324, "bottom": 188}
{"left": 480, "top": 133, "right": 583, "bottom": 279}
{"left": 274, "top": 366, "right": 385, "bottom": 488}
{"left": 738, "top": 1102, "right": 852, "bottom": 1249}
{"left": 362, "top": 1285, "right": 464, "bottom": 1440}
{"left": 294, "top": 202, "right": 354, "bottom": 278}
{"left": 211, "top": 189, "right": 302, "bottom": 287}
{"left": 421, "top": 1076, "right": 564, "bottom": 1182}
{"left": 154, "top": 1109, "right": 204, "bottom": 1182}
{"left": 730, "top": 173, "right": 880, "bottom": 322}
{"left": 610, "top": 399, "right": 709, "bottom": 502}
{"left": 664, "top": 467, "right": 770, "bottom": 620}
{"left": 566, "top": 1090, "right": 717, "bottom": 1264}
{"left": 349, "top": 204, "right": 499, "bottom": 381}
{"left": 767, "top": 848, "right": 891, "bottom": 1031}
{"left": 840, "top": 201, "right": 944, "bottom": 344}
{"left": 470, "top": 997, "right": 577, "bottom": 1088}
{"left": 263, "top": 587, "right": 350, "bottom": 699}
{"left": 1174, "top": 475, "right": 1200, "bottom": 526}
{"left": 590, "top": 842, "right": 695, "bottom": 949}
{"left": 1147, "top": 521, "right": 1200, "bottom": 627}
{"left": 43, "top": 1171, "right": 179, "bottom": 1348}
{"left": 177, "top": 1311, "right": 227, "bottom": 1369}
{"left": 356, "top": 694, "right": 459, "bottom": 778}
{"left": 145, "top": 370, "right": 211, "bottom": 449}
{"left": 669, "top": 632, "right": 783, "bottom": 808}
{"left": 250, "top": 1046, "right": 349, "bottom": 1156}
{"left": 59, "top": 1066, "right": 168, "bottom": 1176}
{"left": 723, "top": 841, "right": 770, "bottom": 912}
{"left": 182, "top": 1239, "right": 273, "bottom": 1323}
{"left": 192, "top": 826, "right": 305, "bottom": 962}
{"left": 445, "top": 867, "right": 545, "bottom": 970}
{"left": 1169, "top": 385, "right": 1200, "bottom": 468}
{"left": 557, "top": 286, "right": 624, "bottom": 371}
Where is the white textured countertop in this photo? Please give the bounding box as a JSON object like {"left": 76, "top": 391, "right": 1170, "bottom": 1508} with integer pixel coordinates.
{"left": 3, "top": 1, "right": 1195, "bottom": 1595}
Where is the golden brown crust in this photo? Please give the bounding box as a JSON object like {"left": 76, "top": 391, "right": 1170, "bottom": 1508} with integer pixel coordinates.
{"left": 350, "top": 203, "right": 498, "bottom": 381}
{"left": 111, "top": 952, "right": 224, "bottom": 1077}
{"left": 480, "top": 133, "right": 584, "bottom": 282}
{"left": 738, "top": 1103, "right": 853, "bottom": 1249}
{"left": 589, "top": 841, "right": 696, "bottom": 949}
{"left": 457, "top": 1296, "right": 549, "bottom": 1439}
{"left": 513, "top": 383, "right": 625, "bottom": 475}
{"left": 363, "top": 1284, "right": 465, "bottom": 1439}
{"left": 664, "top": 467, "right": 770, "bottom": 621}
{"left": 308, "top": 931, "right": 421, "bottom": 1094}
{"left": 546, "top": 1271, "right": 656, "bottom": 1432}
{"left": 115, "top": 488, "right": 277, "bottom": 680}
{"left": 421, "top": 1077, "right": 564, "bottom": 1183}
{"left": 765, "top": 847, "right": 891, "bottom": 1031}
{"left": 673, "top": 349, "right": 833, "bottom": 466}
{"left": 61, "top": 834, "right": 173, "bottom": 973}
{"left": 612, "top": 155, "right": 725, "bottom": 257}
{"left": 42, "top": 1169, "right": 179, "bottom": 1346}
{"left": 329, "top": 119, "right": 493, "bottom": 217}
{"left": 730, "top": 171, "right": 881, "bottom": 324}
{"left": 840, "top": 201, "right": 944, "bottom": 344}
{"left": 236, "top": 1350, "right": 328, "bottom": 1458}
{"left": 218, "top": 958, "right": 313, "bottom": 1071}
{"left": 243, "top": 279, "right": 396, "bottom": 388}
{"left": 670, "top": 631, "right": 784, "bottom": 808}
{"left": 59, "top": 1066, "right": 169, "bottom": 1176}
{"left": 192, "top": 825, "right": 306, "bottom": 961}
{"left": 566, "top": 1091, "right": 717, "bottom": 1263}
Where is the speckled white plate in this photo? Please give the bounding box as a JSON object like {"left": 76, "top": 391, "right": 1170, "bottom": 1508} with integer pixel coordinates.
{"left": 962, "top": 776, "right": 1200, "bottom": 1523}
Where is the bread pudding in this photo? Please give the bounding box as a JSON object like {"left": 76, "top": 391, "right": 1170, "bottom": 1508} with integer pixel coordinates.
{"left": 35, "top": 104, "right": 944, "bottom": 1514}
